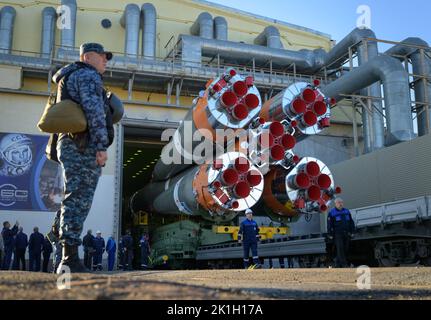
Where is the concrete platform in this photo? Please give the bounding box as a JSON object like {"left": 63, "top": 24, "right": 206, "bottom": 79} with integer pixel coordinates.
{"left": 1, "top": 267, "right": 431, "bottom": 300}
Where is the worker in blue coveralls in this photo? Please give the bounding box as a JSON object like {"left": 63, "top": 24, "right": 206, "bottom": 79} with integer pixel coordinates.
{"left": 1, "top": 221, "right": 18, "bottom": 270}
{"left": 238, "top": 209, "right": 261, "bottom": 269}
{"left": 47, "top": 43, "right": 116, "bottom": 274}
{"left": 92, "top": 231, "right": 105, "bottom": 271}
{"left": 28, "top": 227, "right": 45, "bottom": 272}
{"left": 105, "top": 235, "right": 116, "bottom": 271}
{"left": 327, "top": 197, "right": 355, "bottom": 268}
{"left": 139, "top": 233, "right": 151, "bottom": 270}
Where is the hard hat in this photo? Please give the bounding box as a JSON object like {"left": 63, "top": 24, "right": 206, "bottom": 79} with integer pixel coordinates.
{"left": 245, "top": 209, "right": 253, "bottom": 215}
{"left": 96, "top": 230, "right": 101, "bottom": 234}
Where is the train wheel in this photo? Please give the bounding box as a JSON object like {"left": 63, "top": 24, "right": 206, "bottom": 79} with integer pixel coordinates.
{"left": 377, "top": 257, "right": 397, "bottom": 267}
{"left": 421, "top": 257, "right": 431, "bottom": 266}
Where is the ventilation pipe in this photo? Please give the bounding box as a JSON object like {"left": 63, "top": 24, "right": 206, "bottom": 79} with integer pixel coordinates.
{"left": 0, "top": 6, "right": 16, "bottom": 54}
{"left": 60, "top": 0, "right": 76, "bottom": 50}
{"left": 40, "top": 7, "right": 56, "bottom": 58}
{"left": 181, "top": 27, "right": 385, "bottom": 74}
{"left": 385, "top": 38, "right": 431, "bottom": 137}
{"left": 321, "top": 55, "right": 414, "bottom": 146}
{"left": 254, "top": 26, "right": 284, "bottom": 49}
{"left": 180, "top": 34, "right": 320, "bottom": 70}
{"left": 141, "top": 3, "right": 156, "bottom": 59}
{"left": 213, "top": 16, "right": 227, "bottom": 41}
{"left": 120, "top": 4, "right": 140, "bottom": 58}
{"left": 190, "top": 12, "right": 213, "bottom": 39}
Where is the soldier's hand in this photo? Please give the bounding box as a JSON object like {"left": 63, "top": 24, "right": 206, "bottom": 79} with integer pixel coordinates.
{"left": 96, "top": 151, "right": 108, "bottom": 167}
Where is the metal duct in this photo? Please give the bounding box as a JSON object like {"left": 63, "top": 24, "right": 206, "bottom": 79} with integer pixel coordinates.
{"left": 180, "top": 34, "right": 318, "bottom": 70}
{"left": 0, "top": 6, "right": 16, "bottom": 54}
{"left": 254, "top": 26, "right": 284, "bottom": 49}
{"left": 141, "top": 3, "right": 156, "bottom": 59}
{"left": 120, "top": 4, "right": 140, "bottom": 58}
{"left": 60, "top": 0, "right": 76, "bottom": 49}
{"left": 356, "top": 34, "right": 384, "bottom": 152}
{"left": 181, "top": 27, "right": 384, "bottom": 72}
{"left": 40, "top": 7, "right": 56, "bottom": 58}
{"left": 321, "top": 55, "right": 414, "bottom": 146}
{"left": 213, "top": 16, "right": 227, "bottom": 41}
{"left": 385, "top": 38, "right": 431, "bottom": 137}
{"left": 190, "top": 12, "right": 213, "bottom": 39}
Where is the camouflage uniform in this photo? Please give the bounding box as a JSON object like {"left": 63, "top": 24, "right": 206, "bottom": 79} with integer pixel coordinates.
{"left": 52, "top": 62, "right": 109, "bottom": 246}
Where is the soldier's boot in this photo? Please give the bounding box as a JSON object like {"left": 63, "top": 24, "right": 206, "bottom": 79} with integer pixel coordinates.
{"left": 46, "top": 213, "right": 60, "bottom": 245}
{"left": 56, "top": 244, "right": 90, "bottom": 274}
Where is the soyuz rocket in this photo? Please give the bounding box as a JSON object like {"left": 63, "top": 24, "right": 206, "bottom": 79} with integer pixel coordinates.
{"left": 131, "top": 68, "right": 341, "bottom": 223}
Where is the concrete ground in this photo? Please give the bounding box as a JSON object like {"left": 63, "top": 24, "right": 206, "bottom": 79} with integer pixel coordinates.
{"left": 1, "top": 267, "right": 431, "bottom": 300}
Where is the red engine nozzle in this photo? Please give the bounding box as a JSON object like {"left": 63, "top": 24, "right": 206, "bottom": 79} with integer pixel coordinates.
{"left": 307, "top": 185, "right": 321, "bottom": 201}
{"left": 234, "top": 157, "right": 250, "bottom": 173}
{"left": 301, "top": 88, "right": 316, "bottom": 103}
{"left": 233, "top": 81, "right": 248, "bottom": 97}
{"left": 317, "top": 174, "right": 332, "bottom": 189}
{"left": 220, "top": 91, "right": 238, "bottom": 108}
{"left": 244, "top": 93, "right": 259, "bottom": 109}
{"left": 221, "top": 168, "right": 239, "bottom": 186}
{"left": 246, "top": 170, "right": 262, "bottom": 187}
{"left": 233, "top": 181, "right": 251, "bottom": 199}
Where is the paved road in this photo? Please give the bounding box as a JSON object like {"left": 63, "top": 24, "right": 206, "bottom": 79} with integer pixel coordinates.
{"left": 1, "top": 267, "right": 430, "bottom": 299}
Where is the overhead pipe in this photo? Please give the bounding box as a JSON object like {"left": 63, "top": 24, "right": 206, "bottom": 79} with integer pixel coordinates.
{"left": 181, "top": 27, "right": 384, "bottom": 72}
{"left": 141, "top": 3, "right": 156, "bottom": 59}
{"left": 40, "top": 7, "right": 56, "bottom": 58}
{"left": 321, "top": 55, "right": 414, "bottom": 146}
{"left": 254, "top": 26, "right": 284, "bottom": 49}
{"left": 190, "top": 12, "right": 213, "bottom": 39}
{"left": 59, "top": 0, "right": 76, "bottom": 50}
{"left": 0, "top": 6, "right": 16, "bottom": 54}
{"left": 213, "top": 16, "right": 227, "bottom": 41}
{"left": 385, "top": 38, "right": 431, "bottom": 136}
{"left": 120, "top": 4, "right": 140, "bottom": 58}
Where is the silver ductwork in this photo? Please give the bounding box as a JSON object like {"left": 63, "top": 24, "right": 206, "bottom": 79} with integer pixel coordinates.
{"left": 321, "top": 55, "right": 414, "bottom": 146}
{"left": 355, "top": 31, "right": 384, "bottom": 152}
{"left": 60, "top": 0, "right": 77, "bottom": 50}
{"left": 213, "top": 16, "right": 227, "bottom": 41}
{"left": 180, "top": 34, "right": 319, "bottom": 70}
{"left": 181, "top": 27, "right": 383, "bottom": 73}
{"left": 385, "top": 38, "right": 431, "bottom": 137}
{"left": 120, "top": 3, "right": 140, "bottom": 58}
{"left": 190, "top": 12, "right": 213, "bottom": 39}
{"left": 40, "top": 7, "right": 56, "bottom": 58}
{"left": 254, "top": 26, "right": 284, "bottom": 49}
{"left": 0, "top": 6, "right": 16, "bottom": 54}
{"left": 141, "top": 3, "right": 156, "bottom": 59}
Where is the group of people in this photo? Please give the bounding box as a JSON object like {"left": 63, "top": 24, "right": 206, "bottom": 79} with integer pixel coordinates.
{"left": 1, "top": 221, "right": 53, "bottom": 272}
{"left": 81, "top": 229, "right": 151, "bottom": 272}
{"left": 0, "top": 220, "right": 152, "bottom": 272}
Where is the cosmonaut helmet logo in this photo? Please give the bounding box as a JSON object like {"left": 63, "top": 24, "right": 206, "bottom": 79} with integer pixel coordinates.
{"left": 0, "top": 133, "right": 33, "bottom": 177}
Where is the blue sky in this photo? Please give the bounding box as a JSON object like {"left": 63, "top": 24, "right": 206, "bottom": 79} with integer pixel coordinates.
{"left": 209, "top": 0, "right": 430, "bottom": 50}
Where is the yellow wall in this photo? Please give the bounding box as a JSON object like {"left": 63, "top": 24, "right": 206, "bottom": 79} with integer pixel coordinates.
{"left": 6, "top": 0, "right": 331, "bottom": 57}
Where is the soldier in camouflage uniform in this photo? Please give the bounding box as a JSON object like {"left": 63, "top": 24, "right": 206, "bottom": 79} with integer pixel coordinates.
{"left": 49, "top": 43, "right": 114, "bottom": 273}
